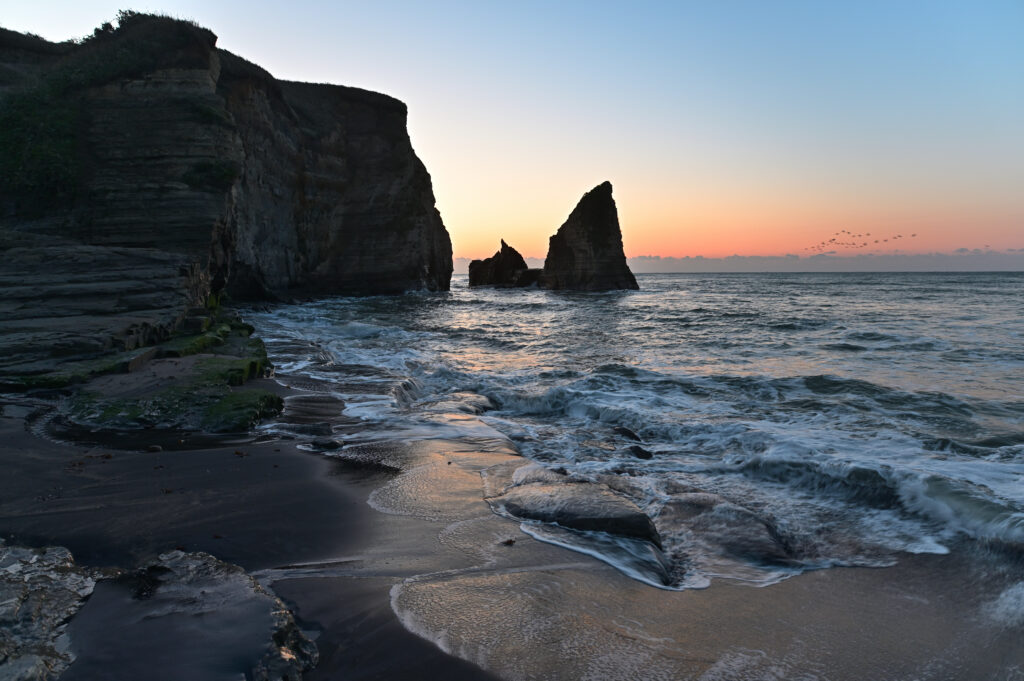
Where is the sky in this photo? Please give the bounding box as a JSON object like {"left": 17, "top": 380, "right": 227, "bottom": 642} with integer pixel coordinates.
{"left": 3, "top": 1, "right": 1023, "bottom": 265}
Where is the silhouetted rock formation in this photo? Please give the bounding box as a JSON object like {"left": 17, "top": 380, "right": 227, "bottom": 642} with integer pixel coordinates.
{"left": 468, "top": 240, "right": 541, "bottom": 287}
{"left": 0, "top": 14, "right": 452, "bottom": 377}
{"left": 541, "top": 181, "right": 638, "bottom": 291}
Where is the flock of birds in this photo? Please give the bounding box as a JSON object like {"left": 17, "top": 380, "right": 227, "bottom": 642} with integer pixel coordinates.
{"left": 803, "top": 230, "right": 918, "bottom": 254}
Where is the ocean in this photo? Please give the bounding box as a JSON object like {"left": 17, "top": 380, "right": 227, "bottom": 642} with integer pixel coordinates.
{"left": 246, "top": 272, "right": 1024, "bottom": 593}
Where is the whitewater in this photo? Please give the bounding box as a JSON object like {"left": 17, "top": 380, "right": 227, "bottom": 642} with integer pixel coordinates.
{"left": 247, "top": 271, "right": 1024, "bottom": 589}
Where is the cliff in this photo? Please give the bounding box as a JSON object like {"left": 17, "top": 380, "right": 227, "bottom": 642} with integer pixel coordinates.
{"left": 0, "top": 13, "right": 451, "bottom": 374}
{"left": 541, "top": 181, "right": 638, "bottom": 291}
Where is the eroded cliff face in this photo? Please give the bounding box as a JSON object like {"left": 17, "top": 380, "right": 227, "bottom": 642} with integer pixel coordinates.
{"left": 0, "top": 14, "right": 451, "bottom": 372}
{"left": 218, "top": 56, "right": 452, "bottom": 298}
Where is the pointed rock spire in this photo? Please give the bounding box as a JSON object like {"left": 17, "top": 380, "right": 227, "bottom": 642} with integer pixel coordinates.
{"left": 541, "top": 181, "right": 638, "bottom": 291}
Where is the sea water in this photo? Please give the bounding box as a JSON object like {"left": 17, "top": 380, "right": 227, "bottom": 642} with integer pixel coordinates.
{"left": 247, "top": 272, "right": 1024, "bottom": 589}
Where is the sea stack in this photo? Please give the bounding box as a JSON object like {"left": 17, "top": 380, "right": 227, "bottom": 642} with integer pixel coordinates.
{"left": 541, "top": 181, "right": 638, "bottom": 291}
{"left": 468, "top": 240, "right": 542, "bottom": 287}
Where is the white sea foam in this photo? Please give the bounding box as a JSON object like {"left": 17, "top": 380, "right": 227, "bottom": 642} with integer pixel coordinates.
{"left": 245, "top": 273, "right": 1024, "bottom": 588}
{"left": 986, "top": 582, "right": 1024, "bottom": 628}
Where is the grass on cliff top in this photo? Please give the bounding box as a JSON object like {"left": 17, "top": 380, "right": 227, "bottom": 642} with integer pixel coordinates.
{"left": 0, "top": 11, "right": 217, "bottom": 214}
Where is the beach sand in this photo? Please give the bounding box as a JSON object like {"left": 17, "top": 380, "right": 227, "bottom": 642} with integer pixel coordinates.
{"left": 2, "top": 398, "right": 1021, "bottom": 680}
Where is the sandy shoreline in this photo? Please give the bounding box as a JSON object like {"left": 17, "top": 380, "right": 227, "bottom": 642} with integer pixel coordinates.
{"left": 0, "top": 395, "right": 501, "bottom": 680}
{"left": 2, "top": 391, "right": 1022, "bottom": 680}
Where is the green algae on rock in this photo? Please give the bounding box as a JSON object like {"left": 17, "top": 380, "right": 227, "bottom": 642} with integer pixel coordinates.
{"left": 58, "top": 318, "right": 282, "bottom": 434}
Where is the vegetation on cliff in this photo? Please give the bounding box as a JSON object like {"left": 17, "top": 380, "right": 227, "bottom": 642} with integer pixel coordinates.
{"left": 0, "top": 12, "right": 215, "bottom": 214}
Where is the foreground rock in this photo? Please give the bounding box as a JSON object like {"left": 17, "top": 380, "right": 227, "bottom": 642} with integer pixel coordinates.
{"left": 541, "top": 181, "right": 638, "bottom": 291}
{"left": 483, "top": 463, "right": 661, "bottom": 547}
{"left": 0, "top": 541, "right": 108, "bottom": 680}
{"left": 657, "top": 493, "right": 796, "bottom": 567}
{"left": 468, "top": 240, "right": 541, "bottom": 287}
{"left": 491, "top": 482, "right": 661, "bottom": 546}
{"left": 0, "top": 542, "right": 316, "bottom": 681}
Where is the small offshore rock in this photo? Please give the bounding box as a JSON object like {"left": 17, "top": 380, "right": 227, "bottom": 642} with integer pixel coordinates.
{"left": 613, "top": 426, "right": 642, "bottom": 441}
{"left": 468, "top": 240, "right": 535, "bottom": 287}
{"left": 311, "top": 438, "right": 343, "bottom": 451}
{"left": 146, "top": 445, "right": 163, "bottom": 453}
{"left": 628, "top": 445, "right": 653, "bottom": 459}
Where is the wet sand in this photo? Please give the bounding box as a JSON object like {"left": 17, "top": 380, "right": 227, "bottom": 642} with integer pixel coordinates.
{"left": 0, "top": 401, "right": 496, "bottom": 679}
{"left": 2, "top": 399, "right": 1022, "bottom": 680}
{"left": 286, "top": 437, "right": 1024, "bottom": 681}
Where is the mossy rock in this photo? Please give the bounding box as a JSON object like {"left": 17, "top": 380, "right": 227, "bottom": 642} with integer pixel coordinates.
{"left": 200, "top": 389, "right": 283, "bottom": 432}
{"left": 1, "top": 347, "right": 157, "bottom": 392}
{"left": 159, "top": 332, "right": 221, "bottom": 358}
{"left": 55, "top": 317, "right": 277, "bottom": 434}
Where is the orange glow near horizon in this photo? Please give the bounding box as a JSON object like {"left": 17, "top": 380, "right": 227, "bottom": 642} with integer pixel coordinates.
{"left": 444, "top": 182, "right": 1024, "bottom": 261}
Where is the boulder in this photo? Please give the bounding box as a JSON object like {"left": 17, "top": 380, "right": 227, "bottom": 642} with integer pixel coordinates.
{"left": 628, "top": 445, "right": 653, "bottom": 460}
{"left": 488, "top": 481, "right": 662, "bottom": 547}
{"left": 541, "top": 182, "right": 639, "bottom": 291}
{"left": 658, "top": 493, "right": 796, "bottom": 566}
{"left": 613, "top": 425, "right": 642, "bottom": 441}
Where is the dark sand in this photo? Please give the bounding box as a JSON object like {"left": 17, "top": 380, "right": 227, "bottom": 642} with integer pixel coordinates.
{"left": 0, "top": 402, "right": 496, "bottom": 680}
{"left": 3, "top": 397, "right": 1022, "bottom": 680}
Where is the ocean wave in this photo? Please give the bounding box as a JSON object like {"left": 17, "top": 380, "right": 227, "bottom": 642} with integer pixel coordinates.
{"left": 821, "top": 342, "right": 867, "bottom": 352}
{"left": 244, "top": 271, "right": 1024, "bottom": 590}
{"left": 986, "top": 582, "right": 1024, "bottom": 627}
{"left": 899, "top": 475, "right": 1024, "bottom": 544}
{"left": 764, "top": 318, "right": 832, "bottom": 331}
{"left": 730, "top": 456, "right": 903, "bottom": 509}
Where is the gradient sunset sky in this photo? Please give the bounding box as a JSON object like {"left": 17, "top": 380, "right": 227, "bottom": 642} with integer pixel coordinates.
{"left": 5, "top": 1, "right": 1022, "bottom": 260}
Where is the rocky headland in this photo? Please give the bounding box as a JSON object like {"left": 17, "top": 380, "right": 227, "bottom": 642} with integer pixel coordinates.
{"left": 0, "top": 15, "right": 463, "bottom": 678}
{"left": 0, "top": 13, "right": 451, "bottom": 398}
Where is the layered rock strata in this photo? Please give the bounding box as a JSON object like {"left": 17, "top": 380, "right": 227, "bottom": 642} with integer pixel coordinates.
{"left": 468, "top": 239, "right": 541, "bottom": 287}
{"left": 0, "top": 13, "right": 452, "bottom": 382}
{"left": 541, "top": 181, "right": 638, "bottom": 291}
